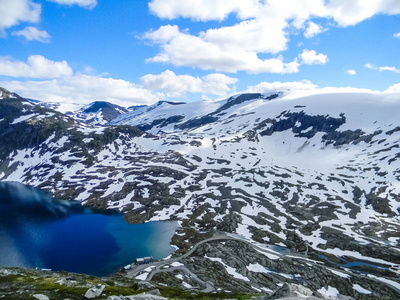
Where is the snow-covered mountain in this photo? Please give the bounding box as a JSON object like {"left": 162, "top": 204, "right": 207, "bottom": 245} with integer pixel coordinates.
{"left": 1, "top": 87, "right": 400, "bottom": 297}
{"left": 110, "top": 100, "right": 186, "bottom": 130}
{"left": 30, "top": 99, "right": 129, "bottom": 126}
{"left": 69, "top": 101, "right": 129, "bottom": 125}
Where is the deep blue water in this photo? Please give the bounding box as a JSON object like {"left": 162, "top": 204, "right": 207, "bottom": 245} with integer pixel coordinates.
{"left": 0, "top": 182, "right": 179, "bottom": 276}
{"left": 317, "top": 254, "right": 387, "bottom": 270}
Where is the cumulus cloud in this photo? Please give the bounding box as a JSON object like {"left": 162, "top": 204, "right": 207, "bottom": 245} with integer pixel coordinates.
{"left": 326, "top": 0, "right": 400, "bottom": 27}
{"left": 385, "top": 83, "right": 400, "bottom": 93}
{"left": 145, "top": 0, "right": 400, "bottom": 74}
{"left": 148, "top": 1, "right": 400, "bottom": 28}
{"left": 141, "top": 70, "right": 237, "bottom": 97}
{"left": 11, "top": 26, "right": 50, "bottom": 42}
{"left": 304, "top": 21, "right": 326, "bottom": 38}
{"left": 299, "top": 49, "right": 328, "bottom": 65}
{"left": 0, "top": 55, "right": 73, "bottom": 78}
{"left": 47, "top": 0, "right": 97, "bottom": 9}
{"left": 1, "top": 74, "right": 159, "bottom": 107}
{"left": 346, "top": 69, "right": 356, "bottom": 75}
{"left": 145, "top": 25, "right": 299, "bottom": 74}
{"left": 394, "top": 32, "right": 400, "bottom": 39}
{"left": 0, "top": 0, "right": 41, "bottom": 34}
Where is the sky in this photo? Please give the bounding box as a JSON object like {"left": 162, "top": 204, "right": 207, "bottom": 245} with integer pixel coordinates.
{"left": 0, "top": 0, "right": 399, "bottom": 107}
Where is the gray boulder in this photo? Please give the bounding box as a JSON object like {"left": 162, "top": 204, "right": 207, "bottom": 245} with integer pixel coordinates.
{"left": 32, "top": 295, "right": 50, "bottom": 300}
{"left": 270, "top": 283, "right": 317, "bottom": 299}
{"left": 137, "top": 281, "right": 155, "bottom": 290}
{"left": 84, "top": 284, "right": 105, "bottom": 298}
{"left": 118, "top": 292, "right": 167, "bottom": 300}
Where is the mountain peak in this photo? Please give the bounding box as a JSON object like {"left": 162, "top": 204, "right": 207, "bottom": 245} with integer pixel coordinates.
{"left": 0, "top": 87, "right": 23, "bottom": 100}
{"left": 82, "top": 101, "right": 125, "bottom": 114}
{"left": 68, "top": 100, "right": 129, "bottom": 125}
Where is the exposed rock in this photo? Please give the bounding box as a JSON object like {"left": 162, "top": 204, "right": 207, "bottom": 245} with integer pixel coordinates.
{"left": 84, "top": 284, "right": 105, "bottom": 298}
{"left": 137, "top": 281, "right": 155, "bottom": 290}
{"left": 270, "top": 283, "right": 314, "bottom": 299}
{"left": 145, "top": 289, "right": 161, "bottom": 296}
{"left": 32, "top": 295, "right": 50, "bottom": 300}
{"left": 55, "top": 277, "right": 77, "bottom": 287}
{"left": 119, "top": 292, "right": 167, "bottom": 300}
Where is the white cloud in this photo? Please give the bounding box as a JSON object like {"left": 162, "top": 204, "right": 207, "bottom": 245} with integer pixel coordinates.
{"left": 12, "top": 26, "right": 50, "bottom": 42}
{"left": 148, "top": 0, "right": 260, "bottom": 21}
{"left": 346, "top": 69, "right": 356, "bottom": 75}
{"left": 304, "top": 21, "right": 326, "bottom": 38}
{"left": 379, "top": 66, "right": 400, "bottom": 73}
{"left": 0, "top": 0, "right": 41, "bottom": 34}
{"left": 365, "top": 63, "right": 374, "bottom": 70}
{"left": 1, "top": 74, "right": 159, "bottom": 107}
{"left": 246, "top": 80, "right": 382, "bottom": 99}
{"left": 394, "top": 32, "right": 400, "bottom": 39}
{"left": 326, "top": 0, "right": 400, "bottom": 27}
{"left": 0, "top": 55, "right": 73, "bottom": 78}
{"left": 145, "top": 25, "right": 299, "bottom": 74}
{"left": 247, "top": 80, "right": 317, "bottom": 94}
{"left": 299, "top": 49, "right": 328, "bottom": 65}
{"left": 201, "top": 18, "right": 288, "bottom": 55}
{"left": 385, "top": 83, "right": 400, "bottom": 93}
{"left": 365, "top": 63, "right": 400, "bottom": 73}
{"left": 146, "top": 0, "right": 400, "bottom": 74}
{"left": 149, "top": 0, "right": 400, "bottom": 27}
{"left": 47, "top": 0, "right": 97, "bottom": 9}
{"left": 144, "top": 25, "right": 181, "bottom": 44}
{"left": 141, "top": 70, "right": 237, "bottom": 97}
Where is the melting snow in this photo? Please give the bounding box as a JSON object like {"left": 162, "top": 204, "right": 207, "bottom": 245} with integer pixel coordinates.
{"left": 317, "top": 286, "right": 339, "bottom": 299}
{"left": 11, "top": 113, "right": 37, "bottom": 124}
{"left": 353, "top": 284, "right": 372, "bottom": 294}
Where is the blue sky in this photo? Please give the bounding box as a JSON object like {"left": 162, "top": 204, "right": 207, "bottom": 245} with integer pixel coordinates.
{"left": 0, "top": 0, "right": 399, "bottom": 107}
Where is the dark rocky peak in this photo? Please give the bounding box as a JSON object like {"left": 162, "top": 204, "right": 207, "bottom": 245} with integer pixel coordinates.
{"left": 176, "top": 93, "right": 281, "bottom": 131}
{"left": 0, "top": 89, "right": 38, "bottom": 120}
{"left": 146, "top": 100, "right": 186, "bottom": 112}
{"left": 26, "top": 98, "right": 41, "bottom": 104}
{"left": 155, "top": 100, "right": 186, "bottom": 107}
{"left": 215, "top": 93, "right": 280, "bottom": 113}
{"left": 0, "top": 97, "right": 76, "bottom": 160}
{"left": 78, "top": 101, "right": 129, "bottom": 124}
{"left": 127, "top": 104, "right": 148, "bottom": 111}
{"left": 0, "top": 87, "right": 24, "bottom": 101}
{"left": 226, "top": 93, "right": 265, "bottom": 103}
{"left": 82, "top": 101, "right": 127, "bottom": 114}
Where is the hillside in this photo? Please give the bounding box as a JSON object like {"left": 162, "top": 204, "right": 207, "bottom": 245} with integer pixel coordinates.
{"left": 1, "top": 87, "right": 400, "bottom": 298}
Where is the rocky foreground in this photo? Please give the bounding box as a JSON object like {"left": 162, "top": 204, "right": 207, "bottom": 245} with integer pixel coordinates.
{"left": 0, "top": 265, "right": 361, "bottom": 300}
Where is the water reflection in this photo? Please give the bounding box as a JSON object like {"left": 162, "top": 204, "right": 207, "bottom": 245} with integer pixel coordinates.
{"left": 0, "top": 182, "right": 178, "bottom": 276}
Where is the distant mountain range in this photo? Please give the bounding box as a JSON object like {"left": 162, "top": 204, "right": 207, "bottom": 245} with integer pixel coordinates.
{"left": 1, "top": 86, "right": 400, "bottom": 298}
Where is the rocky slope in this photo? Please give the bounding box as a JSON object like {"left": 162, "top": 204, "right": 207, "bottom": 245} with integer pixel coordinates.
{"left": 1, "top": 87, "right": 400, "bottom": 298}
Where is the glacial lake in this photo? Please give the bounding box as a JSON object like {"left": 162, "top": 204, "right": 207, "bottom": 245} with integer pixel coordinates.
{"left": 0, "top": 182, "right": 179, "bottom": 276}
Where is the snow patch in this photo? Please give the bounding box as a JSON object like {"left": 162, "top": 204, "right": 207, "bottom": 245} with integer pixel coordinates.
{"left": 317, "top": 286, "right": 339, "bottom": 299}
{"left": 11, "top": 114, "right": 37, "bottom": 124}
{"left": 353, "top": 284, "right": 372, "bottom": 294}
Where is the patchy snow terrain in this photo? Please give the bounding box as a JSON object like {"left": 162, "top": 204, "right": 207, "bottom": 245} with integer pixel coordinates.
{"left": 1, "top": 87, "right": 400, "bottom": 298}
